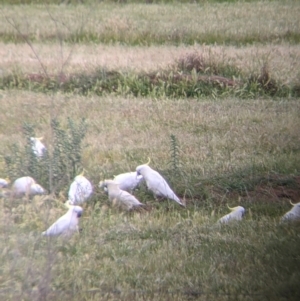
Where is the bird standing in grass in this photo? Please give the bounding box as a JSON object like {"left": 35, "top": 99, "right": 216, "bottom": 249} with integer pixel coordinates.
{"left": 136, "top": 159, "right": 185, "bottom": 207}
{"left": 30, "top": 137, "right": 47, "bottom": 157}
{"left": 0, "top": 178, "right": 10, "bottom": 188}
{"left": 100, "top": 179, "right": 144, "bottom": 211}
{"left": 68, "top": 171, "right": 93, "bottom": 205}
{"left": 0, "top": 178, "right": 10, "bottom": 198}
{"left": 218, "top": 205, "right": 245, "bottom": 224}
{"left": 113, "top": 171, "right": 144, "bottom": 192}
{"left": 11, "top": 176, "right": 46, "bottom": 197}
{"left": 42, "top": 205, "right": 83, "bottom": 237}
{"left": 280, "top": 200, "right": 300, "bottom": 222}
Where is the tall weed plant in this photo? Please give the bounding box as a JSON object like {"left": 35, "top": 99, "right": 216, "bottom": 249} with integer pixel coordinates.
{"left": 4, "top": 118, "right": 87, "bottom": 194}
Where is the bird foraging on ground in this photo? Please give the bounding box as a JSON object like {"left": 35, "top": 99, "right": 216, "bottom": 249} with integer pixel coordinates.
{"left": 68, "top": 171, "right": 93, "bottom": 205}
{"left": 136, "top": 158, "right": 184, "bottom": 207}
{"left": 280, "top": 200, "right": 300, "bottom": 223}
{"left": 11, "top": 176, "right": 46, "bottom": 197}
{"left": 30, "top": 137, "right": 47, "bottom": 157}
{"left": 42, "top": 205, "right": 83, "bottom": 237}
{"left": 0, "top": 178, "right": 10, "bottom": 188}
{"left": 100, "top": 179, "right": 144, "bottom": 211}
{"left": 113, "top": 171, "right": 144, "bottom": 192}
{"left": 218, "top": 205, "right": 245, "bottom": 224}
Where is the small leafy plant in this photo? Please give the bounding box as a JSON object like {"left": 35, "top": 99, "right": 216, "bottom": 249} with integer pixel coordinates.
{"left": 169, "top": 134, "right": 181, "bottom": 177}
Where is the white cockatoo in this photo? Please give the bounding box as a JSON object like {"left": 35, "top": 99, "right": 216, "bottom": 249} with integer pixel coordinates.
{"left": 68, "top": 171, "right": 93, "bottom": 205}
{"left": 100, "top": 179, "right": 144, "bottom": 211}
{"left": 136, "top": 159, "right": 184, "bottom": 207}
{"left": 30, "top": 137, "right": 47, "bottom": 157}
{"left": 113, "top": 171, "right": 144, "bottom": 192}
{"left": 0, "top": 178, "right": 10, "bottom": 188}
{"left": 11, "top": 176, "right": 46, "bottom": 197}
{"left": 280, "top": 200, "right": 300, "bottom": 223}
{"left": 42, "top": 205, "right": 83, "bottom": 237}
{"left": 218, "top": 205, "right": 245, "bottom": 224}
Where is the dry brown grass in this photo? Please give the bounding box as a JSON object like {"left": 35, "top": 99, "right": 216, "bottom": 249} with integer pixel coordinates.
{"left": 1, "top": 91, "right": 299, "bottom": 182}
{"left": 1, "top": 43, "right": 299, "bottom": 86}
{"left": 1, "top": 2, "right": 299, "bottom": 43}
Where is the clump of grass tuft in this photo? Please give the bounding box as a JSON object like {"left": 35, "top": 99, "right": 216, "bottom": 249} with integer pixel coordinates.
{"left": 175, "top": 52, "right": 239, "bottom": 78}
{"left": 247, "top": 63, "right": 279, "bottom": 96}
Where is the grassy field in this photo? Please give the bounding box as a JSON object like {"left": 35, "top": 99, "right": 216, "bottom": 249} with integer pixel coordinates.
{"left": 0, "top": 1, "right": 300, "bottom": 300}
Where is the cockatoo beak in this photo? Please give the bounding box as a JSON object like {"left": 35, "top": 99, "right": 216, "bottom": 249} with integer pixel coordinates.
{"left": 37, "top": 137, "right": 44, "bottom": 140}
{"left": 290, "top": 200, "right": 296, "bottom": 206}
{"left": 77, "top": 211, "right": 82, "bottom": 218}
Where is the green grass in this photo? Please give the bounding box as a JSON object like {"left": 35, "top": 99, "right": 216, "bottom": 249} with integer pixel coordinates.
{"left": 1, "top": 198, "right": 300, "bottom": 300}
{"left": 2, "top": 26, "right": 300, "bottom": 46}
{"left": 1, "top": 98, "right": 300, "bottom": 300}
{"left": 0, "top": 0, "right": 300, "bottom": 300}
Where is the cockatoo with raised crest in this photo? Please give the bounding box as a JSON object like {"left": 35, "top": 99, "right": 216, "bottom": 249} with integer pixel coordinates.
{"left": 281, "top": 200, "right": 300, "bottom": 222}
{"left": 136, "top": 159, "right": 185, "bottom": 207}
{"left": 218, "top": 205, "right": 245, "bottom": 224}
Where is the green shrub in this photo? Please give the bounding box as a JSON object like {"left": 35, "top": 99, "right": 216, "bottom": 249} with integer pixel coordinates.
{"left": 4, "top": 118, "right": 87, "bottom": 193}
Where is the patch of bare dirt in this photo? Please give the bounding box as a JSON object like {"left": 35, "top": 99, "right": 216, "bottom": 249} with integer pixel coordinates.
{"left": 231, "top": 175, "right": 300, "bottom": 204}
